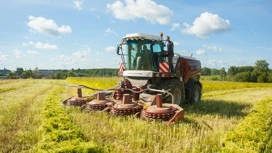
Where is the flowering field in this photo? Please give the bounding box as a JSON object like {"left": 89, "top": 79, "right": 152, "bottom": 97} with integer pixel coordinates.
{"left": 0, "top": 78, "right": 271, "bottom": 152}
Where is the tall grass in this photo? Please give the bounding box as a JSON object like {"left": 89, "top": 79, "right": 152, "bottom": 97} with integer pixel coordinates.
{"left": 1, "top": 78, "right": 272, "bottom": 152}
{"left": 66, "top": 108, "right": 224, "bottom": 153}
{"left": 0, "top": 80, "right": 56, "bottom": 152}
{"left": 65, "top": 77, "right": 272, "bottom": 152}
{"left": 202, "top": 80, "right": 272, "bottom": 92}
{"left": 66, "top": 77, "right": 120, "bottom": 95}
{"left": 0, "top": 79, "right": 35, "bottom": 93}
{"left": 66, "top": 77, "right": 120, "bottom": 89}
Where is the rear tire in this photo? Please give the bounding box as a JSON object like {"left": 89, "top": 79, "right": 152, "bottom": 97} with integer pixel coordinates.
{"left": 189, "top": 83, "right": 201, "bottom": 103}
{"left": 160, "top": 79, "right": 185, "bottom": 106}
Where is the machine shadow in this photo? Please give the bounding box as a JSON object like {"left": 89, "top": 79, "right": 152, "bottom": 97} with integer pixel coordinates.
{"left": 183, "top": 99, "right": 252, "bottom": 118}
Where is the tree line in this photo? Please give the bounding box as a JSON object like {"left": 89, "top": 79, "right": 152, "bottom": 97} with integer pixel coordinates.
{"left": 5, "top": 68, "right": 119, "bottom": 79}
{"left": 2, "top": 60, "right": 272, "bottom": 83}
{"left": 201, "top": 60, "right": 272, "bottom": 83}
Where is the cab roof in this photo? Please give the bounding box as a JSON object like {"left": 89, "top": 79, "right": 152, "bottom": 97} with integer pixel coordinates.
{"left": 122, "top": 33, "right": 161, "bottom": 41}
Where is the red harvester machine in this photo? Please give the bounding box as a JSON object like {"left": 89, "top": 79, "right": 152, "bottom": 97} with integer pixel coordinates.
{"left": 63, "top": 33, "right": 202, "bottom": 125}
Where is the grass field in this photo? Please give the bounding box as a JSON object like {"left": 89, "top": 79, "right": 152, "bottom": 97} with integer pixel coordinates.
{"left": 0, "top": 78, "right": 271, "bottom": 152}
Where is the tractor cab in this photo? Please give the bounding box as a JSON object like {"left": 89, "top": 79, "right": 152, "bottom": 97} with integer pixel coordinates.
{"left": 117, "top": 33, "right": 167, "bottom": 72}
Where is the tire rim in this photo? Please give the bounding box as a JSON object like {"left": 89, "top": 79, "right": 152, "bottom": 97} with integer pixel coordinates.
{"left": 194, "top": 86, "right": 200, "bottom": 103}
{"left": 173, "top": 87, "right": 182, "bottom": 105}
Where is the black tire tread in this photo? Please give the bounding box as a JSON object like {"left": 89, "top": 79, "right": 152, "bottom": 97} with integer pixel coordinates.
{"left": 160, "top": 79, "right": 185, "bottom": 106}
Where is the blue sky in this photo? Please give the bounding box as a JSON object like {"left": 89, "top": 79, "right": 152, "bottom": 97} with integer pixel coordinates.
{"left": 0, "top": 0, "right": 271, "bottom": 70}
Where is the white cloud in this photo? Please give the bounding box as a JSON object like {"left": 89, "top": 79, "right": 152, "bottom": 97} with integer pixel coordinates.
{"left": 207, "top": 60, "right": 226, "bottom": 67}
{"left": 181, "top": 12, "right": 231, "bottom": 38}
{"left": 72, "top": 48, "right": 91, "bottom": 59}
{"left": 107, "top": 0, "right": 173, "bottom": 25}
{"left": 196, "top": 49, "right": 206, "bottom": 55}
{"left": 13, "top": 50, "right": 23, "bottom": 59}
{"left": 27, "top": 50, "right": 40, "bottom": 55}
{"left": 35, "top": 42, "right": 58, "bottom": 50}
{"left": 203, "top": 45, "right": 223, "bottom": 52}
{"left": 208, "top": 60, "right": 216, "bottom": 66}
{"left": 179, "top": 50, "right": 191, "bottom": 54}
{"left": 171, "top": 23, "right": 180, "bottom": 31}
{"left": 27, "top": 16, "right": 72, "bottom": 37}
{"left": 73, "top": 0, "right": 83, "bottom": 10}
{"left": 22, "top": 41, "right": 58, "bottom": 50}
{"left": 105, "top": 46, "right": 116, "bottom": 52}
{"left": 105, "top": 28, "right": 117, "bottom": 35}
{"left": 173, "top": 41, "right": 179, "bottom": 46}
{"left": 58, "top": 55, "right": 72, "bottom": 61}
{"left": 0, "top": 54, "right": 9, "bottom": 61}
{"left": 22, "top": 41, "right": 34, "bottom": 47}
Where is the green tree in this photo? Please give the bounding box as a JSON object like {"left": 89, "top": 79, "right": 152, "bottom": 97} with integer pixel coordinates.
{"left": 53, "top": 72, "right": 67, "bottom": 79}
{"left": 8, "top": 72, "right": 16, "bottom": 79}
{"left": 219, "top": 67, "right": 227, "bottom": 80}
{"left": 253, "top": 60, "right": 269, "bottom": 82}
{"left": 268, "top": 73, "right": 272, "bottom": 83}
{"left": 21, "top": 70, "right": 33, "bottom": 79}
{"left": 16, "top": 67, "right": 24, "bottom": 77}
{"left": 254, "top": 60, "right": 269, "bottom": 74}
{"left": 228, "top": 66, "right": 237, "bottom": 77}
{"left": 234, "top": 72, "right": 251, "bottom": 82}
{"left": 67, "top": 70, "right": 76, "bottom": 77}
{"left": 201, "top": 67, "right": 211, "bottom": 76}
{"left": 239, "top": 66, "right": 254, "bottom": 73}
{"left": 257, "top": 72, "right": 268, "bottom": 83}
{"left": 33, "top": 67, "right": 41, "bottom": 79}
{"left": 211, "top": 68, "right": 219, "bottom": 75}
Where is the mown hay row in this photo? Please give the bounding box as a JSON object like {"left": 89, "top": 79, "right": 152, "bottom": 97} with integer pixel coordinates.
{"left": 222, "top": 97, "right": 272, "bottom": 152}
{"left": 32, "top": 86, "right": 100, "bottom": 153}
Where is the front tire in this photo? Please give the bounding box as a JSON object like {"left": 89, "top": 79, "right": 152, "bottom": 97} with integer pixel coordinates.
{"left": 189, "top": 83, "right": 202, "bottom": 103}
{"left": 160, "top": 79, "right": 185, "bottom": 106}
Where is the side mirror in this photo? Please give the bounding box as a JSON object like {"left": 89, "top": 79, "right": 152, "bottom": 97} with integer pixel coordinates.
{"left": 116, "top": 45, "right": 121, "bottom": 55}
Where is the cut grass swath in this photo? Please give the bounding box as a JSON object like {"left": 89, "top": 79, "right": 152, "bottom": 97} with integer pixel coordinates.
{"left": 222, "top": 97, "right": 272, "bottom": 152}
{"left": 0, "top": 80, "right": 55, "bottom": 152}
{"left": 32, "top": 86, "right": 100, "bottom": 153}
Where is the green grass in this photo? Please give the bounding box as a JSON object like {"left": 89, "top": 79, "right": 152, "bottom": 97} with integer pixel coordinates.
{"left": 222, "top": 97, "right": 272, "bottom": 153}
{"left": 0, "top": 80, "right": 55, "bottom": 152}
{"left": 66, "top": 77, "right": 120, "bottom": 95}
{"left": 0, "top": 79, "right": 35, "bottom": 93}
{"left": 201, "top": 80, "right": 272, "bottom": 92}
{"left": 64, "top": 77, "right": 272, "bottom": 153}
{"left": 1, "top": 78, "right": 272, "bottom": 152}
{"left": 32, "top": 86, "right": 99, "bottom": 153}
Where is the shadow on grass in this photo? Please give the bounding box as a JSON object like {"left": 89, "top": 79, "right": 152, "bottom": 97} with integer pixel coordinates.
{"left": 183, "top": 99, "right": 252, "bottom": 118}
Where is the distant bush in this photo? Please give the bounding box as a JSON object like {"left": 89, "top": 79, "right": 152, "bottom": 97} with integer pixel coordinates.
{"left": 257, "top": 72, "right": 268, "bottom": 83}
{"left": 233, "top": 72, "right": 251, "bottom": 82}
{"left": 210, "top": 76, "right": 219, "bottom": 81}
{"left": 268, "top": 73, "right": 272, "bottom": 83}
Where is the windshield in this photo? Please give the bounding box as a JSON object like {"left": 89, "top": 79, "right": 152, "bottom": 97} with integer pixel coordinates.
{"left": 119, "top": 40, "right": 164, "bottom": 71}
